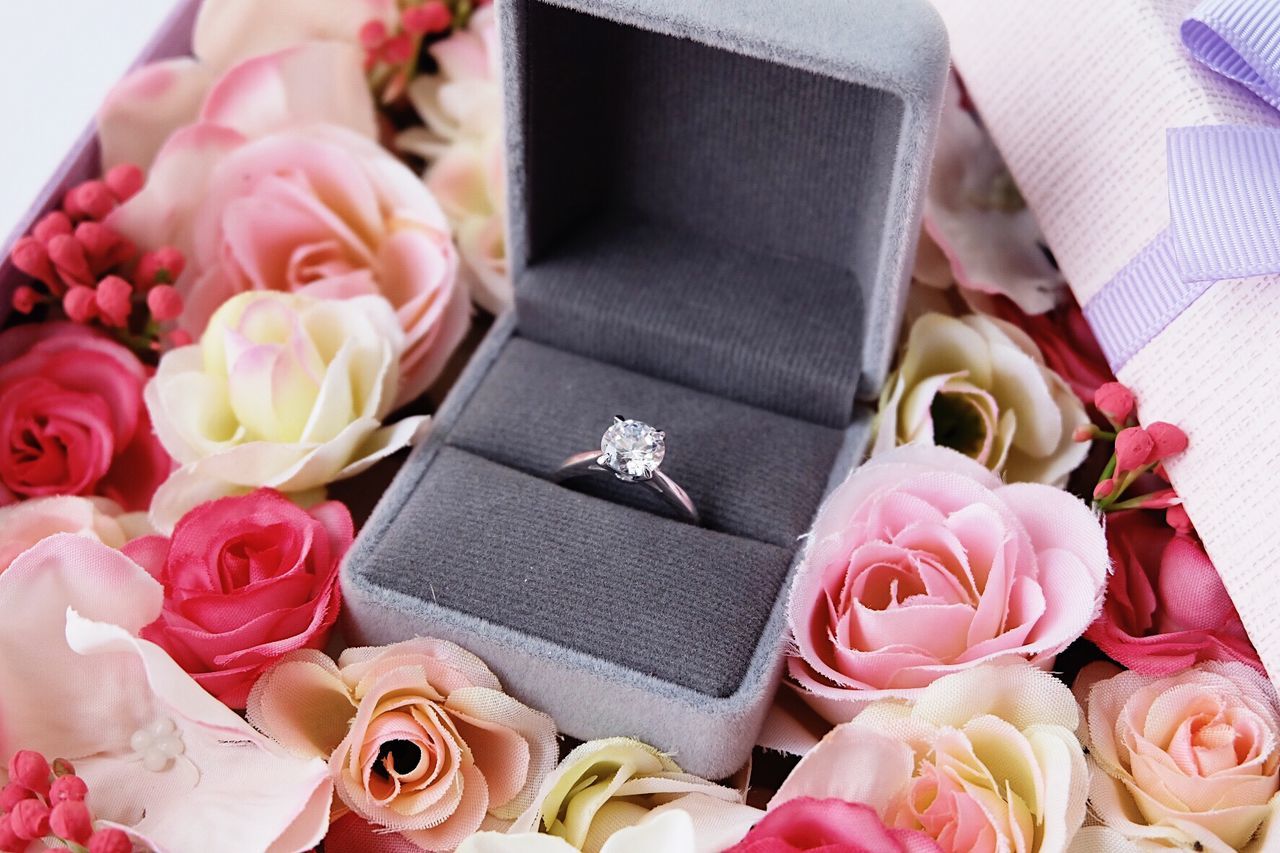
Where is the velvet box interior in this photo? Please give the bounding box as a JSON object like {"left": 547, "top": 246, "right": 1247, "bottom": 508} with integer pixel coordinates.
{"left": 342, "top": 0, "right": 948, "bottom": 777}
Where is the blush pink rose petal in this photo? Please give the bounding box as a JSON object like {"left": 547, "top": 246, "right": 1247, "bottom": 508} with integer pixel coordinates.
{"left": 788, "top": 443, "right": 1107, "bottom": 710}
{"left": 0, "top": 495, "right": 148, "bottom": 575}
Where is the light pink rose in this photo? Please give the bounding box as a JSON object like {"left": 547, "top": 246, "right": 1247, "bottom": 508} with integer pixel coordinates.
{"left": 107, "top": 43, "right": 470, "bottom": 406}
{"left": 0, "top": 495, "right": 147, "bottom": 575}
{"left": 1081, "top": 662, "right": 1280, "bottom": 853}
{"left": 788, "top": 444, "right": 1107, "bottom": 710}
{"left": 248, "top": 639, "right": 559, "bottom": 851}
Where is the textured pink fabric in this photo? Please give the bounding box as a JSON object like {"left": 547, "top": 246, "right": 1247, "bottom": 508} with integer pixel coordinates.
{"left": 932, "top": 0, "right": 1280, "bottom": 686}
{"left": 724, "top": 798, "right": 940, "bottom": 853}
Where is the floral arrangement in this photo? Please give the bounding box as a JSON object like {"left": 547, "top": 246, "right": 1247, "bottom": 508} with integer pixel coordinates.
{"left": 0, "top": 2, "right": 1275, "bottom": 852}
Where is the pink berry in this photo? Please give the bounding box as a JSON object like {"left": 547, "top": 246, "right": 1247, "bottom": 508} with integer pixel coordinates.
{"left": 403, "top": 1, "right": 451, "bottom": 34}
{"left": 0, "top": 782, "right": 34, "bottom": 811}
{"left": 146, "top": 284, "right": 183, "bottom": 321}
{"left": 104, "top": 163, "right": 144, "bottom": 202}
{"left": 358, "top": 19, "right": 388, "bottom": 50}
{"left": 63, "top": 286, "right": 98, "bottom": 323}
{"left": 8, "top": 751, "right": 51, "bottom": 796}
{"left": 8, "top": 799, "right": 50, "bottom": 841}
{"left": 50, "top": 801, "right": 93, "bottom": 845}
{"left": 48, "top": 775, "right": 87, "bottom": 804}
{"left": 88, "top": 828, "right": 132, "bottom": 853}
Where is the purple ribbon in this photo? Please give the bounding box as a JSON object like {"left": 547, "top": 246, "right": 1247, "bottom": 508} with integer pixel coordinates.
{"left": 1082, "top": 0, "right": 1280, "bottom": 370}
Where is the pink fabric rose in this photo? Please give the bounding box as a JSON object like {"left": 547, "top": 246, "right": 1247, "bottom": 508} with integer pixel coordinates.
{"left": 725, "top": 798, "right": 940, "bottom": 853}
{"left": 1086, "top": 509, "right": 1260, "bottom": 676}
{"left": 0, "top": 495, "right": 148, "bottom": 575}
{"left": 125, "top": 488, "right": 349, "bottom": 709}
{"left": 1080, "top": 661, "right": 1280, "bottom": 851}
{"left": 788, "top": 444, "right": 1107, "bottom": 710}
{"left": 107, "top": 43, "right": 470, "bottom": 406}
{"left": 0, "top": 323, "right": 170, "bottom": 510}
{"left": 248, "top": 639, "right": 559, "bottom": 851}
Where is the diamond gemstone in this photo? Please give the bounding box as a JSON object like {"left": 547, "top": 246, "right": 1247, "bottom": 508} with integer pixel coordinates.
{"left": 599, "top": 418, "right": 665, "bottom": 480}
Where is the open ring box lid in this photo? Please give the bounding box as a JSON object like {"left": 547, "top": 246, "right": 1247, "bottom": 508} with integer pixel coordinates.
{"left": 342, "top": 0, "right": 948, "bottom": 777}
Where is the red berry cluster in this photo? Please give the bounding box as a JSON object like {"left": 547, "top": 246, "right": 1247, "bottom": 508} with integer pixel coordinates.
{"left": 360, "top": 1, "right": 456, "bottom": 101}
{"left": 0, "top": 750, "right": 129, "bottom": 853}
{"left": 8, "top": 163, "right": 188, "bottom": 354}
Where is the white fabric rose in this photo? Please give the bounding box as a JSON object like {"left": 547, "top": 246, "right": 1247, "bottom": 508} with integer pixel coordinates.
{"left": 874, "top": 312, "right": 1089, "bottom": 486}
{"left": 145, "top": 291, "right": 427, "bottom": 529}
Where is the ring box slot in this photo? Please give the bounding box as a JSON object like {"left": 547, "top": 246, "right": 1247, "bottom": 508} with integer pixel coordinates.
{"left": 342, "top": 0, "right": 948, "bottom": 777}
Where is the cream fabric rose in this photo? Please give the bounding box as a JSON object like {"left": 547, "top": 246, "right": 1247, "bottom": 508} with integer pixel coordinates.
{"left": 0, "top": 495, "right": 150, "bottom": 574}
{"left": 874, "top": 312, "right": 1089, "bottom": 486}
{"left": 400, "top": 7, "right": 509, "bottom": 313}
{"left": 465, "top": 809, "right": 701, "bottom": 853}
{"left": 507, "top": 738, "right": 751, "bottom": 853}
{"left": 144, "top": 291, "right": 428, "bottom": 529}
{"left": 1080, "top": 661, "right": 1280, "bottom": 853}
{"left": 778, "top": 663, "right": 1088, "bottom": 853}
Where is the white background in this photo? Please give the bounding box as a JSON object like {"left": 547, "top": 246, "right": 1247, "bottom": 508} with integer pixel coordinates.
{"left": 0, "top": 0, "right": 180, "bottom": 246}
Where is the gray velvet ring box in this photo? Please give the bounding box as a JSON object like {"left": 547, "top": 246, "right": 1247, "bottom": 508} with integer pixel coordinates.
{"left": 342, "top": 0, "right": 948, "bottom": 778}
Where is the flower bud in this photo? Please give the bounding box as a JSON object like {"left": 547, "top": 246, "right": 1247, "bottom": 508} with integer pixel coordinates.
{"left": 1094, "top": 381, "right": 1136, "bottom": 427}
{"left": 49, "top": 801, "right": 93, "bottom": 844}
{"left": 8, "top": 750, "right": 51, "bottom": 796}
{"left": 63, "top": 180, "right": 116, "bottom": 222}
{"left": 104, "top": 163, "right": 144, "bottom": 202}
{"left": 0, "top": 815, "right": 23, "bottom": 853}
{"left": 1166, "top": 504, "right": 1193, "bottom": 534}
{"left": 63, "top": 286, "right": 98, "bottom": 323}
{"left": 403, "top": 1, "right": 451, "bottom": 34}
{"left": 167, "top": 328, "right": 194, "bottom": 348}
{"left": 74, "top": 221, "right": 134, "bottom": 272}
{"left": 95, "top": 276, "right": 134, "bottom": 328}
{"left": 1114, "top": 426, "right": 1155, "bottom": 472}
{"left": 1145, "top": 421, "right": 1188, "bottom": 461}
{"left": 1093, "top": 478, "right": 1116, "bottom": 499}
{"left": 380, "top": 32, "right": 415, "bottom": 64}
{"left": 0, "top": 782, "right": 34, "bottom": 811}
{"left": 11, "top": 285, "right": 41, "bottom": 315}
{"left": 1072, "top": 423, "right": 1096, "bottom": 443}
{"left": 359, "top": 19, "right": 388, "bottom": 50}
{"left": 11, "top": 236, "right": 61, "bottom": 291}
{"left": 8, "top": 799, "right": 50, "bottom": 840}
{"left": 49, "top": 774, "right": 87, "bottom": 804}
{"left": 88, "top": 828, "right": 132, "bottom": 853}
{"left": 1136, "top": 489, "right": 1181, "bottom": 510}
{"left": 32, "top": 211, "right": 73, "bottom": 245}
{"left": 134, "top": 246, "right": 184, "bottom": 287}
{"left": 146, "top": 284, "right": 184, "bottom": 321}
{"left": 46, "top": 234, "right": 95, "bottom": 288}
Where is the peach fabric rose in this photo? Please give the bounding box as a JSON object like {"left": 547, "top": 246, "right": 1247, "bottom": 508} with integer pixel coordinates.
{"left": 0, "top": 323, "right": 171, "bottom": 510}
{"left": 874, "top": 312, "right": 1090, "bottom": 486}
{"left": 126, "top": 488, "right": 350, "bottom": 709}
{"left": 788, "top": 443, "right": 1107, "bottom": 710}
{"left": 1080, "top": 662, "right": 1280, "bottom": 852}
{"left": 248, "top": 639, "right": 559, "bottom": 851}
{"left": 145, "top": 291, "right": 428, "bottom": 529}
{"left": 0, "top": 495, "right": 148, "bottom": 575}
{"left": 400, "top": 7, "right": 509, "bottom": 313}
{"left": 774, "top": 663, "right": 1088, "bottom": 853}
{"left": 107, "top": 43, "right": 470, "bottom": 406}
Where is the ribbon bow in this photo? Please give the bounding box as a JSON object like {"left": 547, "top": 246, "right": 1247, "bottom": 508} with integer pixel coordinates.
{"left": 1082, "top": 0, "right": 1280, "bottom": 369}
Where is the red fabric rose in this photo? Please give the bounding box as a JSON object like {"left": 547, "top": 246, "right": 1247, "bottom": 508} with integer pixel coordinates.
{"left": 0, "top": 323, "right": 170, "bottom": 509}
{"left": 127, "top": 488, "right": 350, "bottom": 708}
{"left": 991, "top": 294, "right": 1114, "bottom": 404}
{"left": 726, "top": 798, "right": 940, "bottom": 853}
{"left": 1086, "top": 510, "right": 1261, "bottom": 675}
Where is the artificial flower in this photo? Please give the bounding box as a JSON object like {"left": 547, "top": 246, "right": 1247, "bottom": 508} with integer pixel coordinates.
{"left": 788, "top": 443, "right": 1107, "bottom": 709}
{"left": 0, "top": 323, "right": 171, "bottom": 510}
{"left": 461, "top": 809, "right": 701, "bottom": 853}
{"left": 144, "top": 291, "right": 428, "bottom": 529}
{"left": 126, "top": 488, "right": 350, "bottom": 709}
{"left": 0, "top": 495, "right": 149, "bottom": 575}
{"left": 923, "top": 73, "right": 1064, "bottom": 316}
{"left": 400, "top": 6, "right": 510, "bottom": 313}
{"left": 777, "top": 663, "right": 1088, "bottom": 853}
{"left": 507, "top": 738, "right": 749, "bottom": 852}
{"left": 0, "top": 534, "right": 331, "bottom": 851}
{"left": 989, "top": 294, "right": 1113, "bottom": 405}
{"left": 1079, "top": 661, "right": 1280, "bottom": 852}
{"left": 97, "top": 1, "right": 392, "bottom": 170}
{"left": 725, "top": 798, "right": 940, "bottom": 853}
{"left": 248, "top": 638, "right": 559, "bottom": 851}
{"left": 1086, "top": 510, "right": 1260, "bottom": 674}
{"left": 873, "top": 312, "right": 1090, "bottom": 486}
{"left": 107, "top": 41, "right": 470, "bottom": 405}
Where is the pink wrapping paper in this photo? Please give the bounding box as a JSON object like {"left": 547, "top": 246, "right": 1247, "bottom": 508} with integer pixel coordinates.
{"left": 931, "top": 0, "right": 1280, "bottom": 683}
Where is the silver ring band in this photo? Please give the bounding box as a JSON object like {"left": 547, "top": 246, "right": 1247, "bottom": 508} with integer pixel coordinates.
{"left": 552, "top": 417, "right": 700, "bottom": 525}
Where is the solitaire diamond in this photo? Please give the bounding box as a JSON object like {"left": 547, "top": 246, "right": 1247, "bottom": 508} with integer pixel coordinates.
{"left": 599, "top": 418, "right": 666, "bottom": 480}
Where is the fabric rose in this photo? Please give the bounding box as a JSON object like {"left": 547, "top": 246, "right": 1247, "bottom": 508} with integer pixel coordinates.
{"left": 788, "top": 443, "right": 1107, "bottom": 710}
{"left": 507, "top": 738, "right": 750, "bottom": 852}
{"left": 144, "top": 291, "right": 428, "bottom": 529}
{"left": 461, "top": 809, "right": 702, "bottom": 853}
{"left": 989, "top": 294, "right": 1114, "bottom": 405}
{"left": 776, "top": 663, "right": 1088, "bottom": 853}
{"left": 725, "top": 798, "right": 940, "bottom": 853}
{"left": 1080, "top": 661, "right": 1280, "bottom": 852}
{"left": 1086, "top": 509, "right": 1260, "bottom": 676}
{"left": 0, "top": 534, "right": 331, "bottom": 850}
{"left": 0, "top": 495, "right": 149, "bottom": 575}
{"left": 401, "top": 6, "right": 509, "bottom": 313}
{"left": 125, "top": 488, "right": 349, "bottom": 708}
{"left": 923, "top": 72, "right": 1064, "bottom": 316}
{"left": 248, "top": 638, "right": 559, "bottom": 851}
{"left": 874, "top": 312, "right": 1090, "bottom": 486}
{"left": 0, "top": 323, "right": 170, "bottom": 510}
{"left": 107, "top": 42, "right": 470, "bottom": 406}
